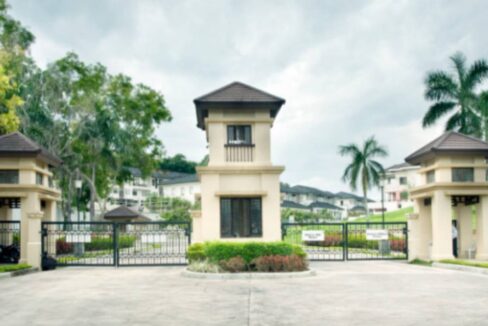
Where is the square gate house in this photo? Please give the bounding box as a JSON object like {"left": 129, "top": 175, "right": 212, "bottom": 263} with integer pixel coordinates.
{"left": 192, "top": 82, "right": 285, "bottom": 242}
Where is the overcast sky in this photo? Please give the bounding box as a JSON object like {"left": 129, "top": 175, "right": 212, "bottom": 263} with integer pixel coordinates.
{"left": 10, "top": 0, "right": 488, "bottom": 199}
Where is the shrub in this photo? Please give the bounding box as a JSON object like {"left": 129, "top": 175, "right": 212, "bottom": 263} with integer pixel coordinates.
{"left": 187, "top": 243, "right": 205, "bottom": 262}
{"left": 252, "top": 255, "right": 307, "bottom": 272}
{"left": 188, "top": 259, "right": 222, "bottom": 273}
{"left": 203, "top": 241, "right": 298, "bottom": 264}
{"left": 85, "top": 235, "right": 135, "bottom": 251}
{"left": 219, "top": 256, "right": 246, "bottom": 273}
{"left": 56, "top": 238, "right": 74, "bottom": 254}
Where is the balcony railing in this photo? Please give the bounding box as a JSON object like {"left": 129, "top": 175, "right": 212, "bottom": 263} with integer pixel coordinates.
{"left": 225, "top": 144, "right": 255, "bottom": 162}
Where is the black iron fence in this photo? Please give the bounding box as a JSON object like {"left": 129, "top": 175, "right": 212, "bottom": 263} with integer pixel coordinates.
{"left": 282, "top": 222, "right": 408, "bottom": 261}
{"left": 0, "top": 221, "right": 20, "bottom": 264}
{"left": 41, "top": 221, "right": 191, "bottom": 267}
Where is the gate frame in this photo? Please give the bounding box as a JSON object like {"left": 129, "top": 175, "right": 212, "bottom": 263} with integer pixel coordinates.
{"left": 41, "top": 221, "right": 192, "bottom": 268}
{"left": 282, "top": 221, "right": 409, "bottom": 262}
{"left": 115, "top": 221, "right": 191, "bottom": 267}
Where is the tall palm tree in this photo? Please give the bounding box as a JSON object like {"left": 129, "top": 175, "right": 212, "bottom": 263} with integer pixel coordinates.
{"left": 339, "top": 136, "right": 387, "bottom": 219}
{"left": 479, "top": 91, "right": 488, "bottom": 141}
{"left": 423, "top": 52, "right": 488, "bottom": 137}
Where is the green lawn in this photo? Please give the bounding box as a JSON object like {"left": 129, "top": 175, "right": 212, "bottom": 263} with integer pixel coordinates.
{"left": 0, "top": 263, "right": 31, "bottom": 273}
{"left": 351, "top": 207, "right": 412, "bottom": 223}
{"left": 440, "top": 259, "right": 488, "bottom": 269}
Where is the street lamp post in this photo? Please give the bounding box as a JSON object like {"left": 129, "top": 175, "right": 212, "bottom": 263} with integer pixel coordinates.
{"left": 74, "top": 177, "right": 83, "bottom": 257}
{"left": 380, "top": 178, "right": 385, "bottom": 225}
{"left": 75, "top": 179, "right": 82, "bottom": 222}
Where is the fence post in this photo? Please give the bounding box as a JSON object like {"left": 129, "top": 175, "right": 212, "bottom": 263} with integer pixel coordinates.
{"left": 113, "top": 223, "right": 118, "bottom": 267}
{"left": 26, "top": 212, "right": 44, "bottom": 269}
{"left": 344, "top": 223, "right": 349, "bottom": 261}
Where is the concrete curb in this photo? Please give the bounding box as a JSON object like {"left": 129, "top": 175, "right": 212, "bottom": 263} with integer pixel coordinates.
{"left": 181, "top": 268, "right": 316, "bottom": 280}
{"left": 432, "top": 262, "right": 488, "bottom": 276}
{"left": 0, "top": 267, "right": 39, "bottom": 280}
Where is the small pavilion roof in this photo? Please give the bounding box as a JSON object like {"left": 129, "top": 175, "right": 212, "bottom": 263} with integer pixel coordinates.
{"left": 104, "top": 205, "right": 149, "bottom": 221}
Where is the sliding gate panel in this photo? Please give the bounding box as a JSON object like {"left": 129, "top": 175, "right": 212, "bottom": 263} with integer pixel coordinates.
{"left": 42, "top": 222, "right": 115, "bottom": 266}
{"left": 42, "top": 221, "right": 191, "bottom": 267}
{"left": 282, "top": 223, "right": 345, "bottom": 261}
{"left": 117, "top": 222, "right": 190, "bottom": 266}
{"left": 346, "top": 222, "right": 408, "bottom": 260}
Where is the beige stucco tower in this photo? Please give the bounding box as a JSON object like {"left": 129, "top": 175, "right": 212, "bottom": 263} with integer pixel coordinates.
{"left": 192, "top": 82, "right": 285, "bottom": 242}
{"left": 0, "top": 132, "right": 61, "bottom": 268}
{"left": 406, "top": 131, "right": 488, "bottom": 261}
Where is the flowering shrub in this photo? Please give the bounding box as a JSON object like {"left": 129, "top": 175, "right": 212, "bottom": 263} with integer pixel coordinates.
{"left": 56, "top": 238, "right": 73, "bottom": 254}
{"left": 252, "top": 254, "right": 308, "bottom": 272}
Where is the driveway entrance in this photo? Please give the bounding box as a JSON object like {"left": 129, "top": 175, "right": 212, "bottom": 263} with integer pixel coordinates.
{"left": 1, "top": 261, "right": 487, "bottom": 325}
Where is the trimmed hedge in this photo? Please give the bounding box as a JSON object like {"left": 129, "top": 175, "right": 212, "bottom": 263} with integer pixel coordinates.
{"left": 187, "top": 241, "right": 306, "bottom": 264}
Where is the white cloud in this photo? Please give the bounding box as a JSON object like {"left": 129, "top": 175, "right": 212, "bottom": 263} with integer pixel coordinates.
{"left": 10, "top": 0, "right": 488, "bottom": 199}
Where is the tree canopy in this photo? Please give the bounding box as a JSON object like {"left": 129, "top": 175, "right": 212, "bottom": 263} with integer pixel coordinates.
{"left": 0, "top": 1, "right": 172, "bottom": 219}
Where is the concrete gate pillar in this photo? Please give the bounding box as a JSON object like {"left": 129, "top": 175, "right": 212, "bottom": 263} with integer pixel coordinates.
{"left": 20, "top": 192, "right": 42, "bottom": 268}
{"left": 430, "top": 190, "right": 454, "bottom": 260}
{"left": 457, "top": 204, "right": 474, "bottom": 259}
{"left": 408, "top": 198, "right": 432, "bottom": 261}
{"left": 476, "top": 196, "right": 488, "bottom": 260}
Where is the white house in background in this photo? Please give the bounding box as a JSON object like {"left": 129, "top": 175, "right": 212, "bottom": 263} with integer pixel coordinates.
{"left": 160, "top": 174, "right": 200, "bottom": 204}
{"left": 107, "top": 168, "right": 159, "bottom": 212}
{"left": 280, "top": 184, "right": 368, "bottom": 219}
{"left": 106, "top": 169, "right": 198, "bottom": 213}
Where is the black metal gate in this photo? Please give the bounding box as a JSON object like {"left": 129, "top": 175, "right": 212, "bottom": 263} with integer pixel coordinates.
{"left": 282, "top": 222, "right": 408, "bottom": 261}
{"left": 282, "top": 223, "right": 345, "bottom": 261}
{"left": 41, "top": 221, "right": 190, "bottom": 267}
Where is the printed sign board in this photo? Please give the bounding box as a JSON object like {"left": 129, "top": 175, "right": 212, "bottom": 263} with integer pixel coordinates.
{"left": 66, "top": 233, "right": 91, "bottom": 243}
{"left": 302, "top": 230, "right": 325, "bottom": 242}
{"left": 141, "top": 234, "right": 167, "bottom": 243}
{"left": 366, "top": 229, "right": 388, "bottom": 241}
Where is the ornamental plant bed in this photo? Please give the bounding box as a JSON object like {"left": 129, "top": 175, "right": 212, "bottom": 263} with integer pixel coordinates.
{"left": 187, "top": 241, "right": 308, "bottom": 273}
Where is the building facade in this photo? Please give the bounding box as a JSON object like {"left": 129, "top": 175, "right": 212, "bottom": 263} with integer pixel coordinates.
{"left": 407, "top": 132, "right": 488, "bottom": 261}
{"left": 193, "top": 82, "right": 285, "bottom": 242}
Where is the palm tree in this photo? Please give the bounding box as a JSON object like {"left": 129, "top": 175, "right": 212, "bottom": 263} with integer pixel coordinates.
{"left": 422, "top": 52, "right": 488, "bottom": 138}
{"left": 339, "top": 136, "right": 387, "bottom": 219}
{"left": 479, "top": 91, "right": 488, "bottom": 141}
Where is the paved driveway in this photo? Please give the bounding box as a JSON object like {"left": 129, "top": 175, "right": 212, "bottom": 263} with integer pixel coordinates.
{"left": 1, "top": 261, "right": 487, "bottom": 326}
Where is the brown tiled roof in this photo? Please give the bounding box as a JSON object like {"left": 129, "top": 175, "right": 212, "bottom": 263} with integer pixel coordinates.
{"left": 405, "top": 131, "right": 488, "bottom": 164}
{"left": 194, "top": 81, "right": 285, "bottom": 129}
{"left": 0, "top": 132, "right": 62, "bottom": 166}
{"left": 104, "top": 205, "right": 148, "bottom": 220}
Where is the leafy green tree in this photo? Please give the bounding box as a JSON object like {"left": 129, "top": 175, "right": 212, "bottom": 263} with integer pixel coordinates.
{"left": 160, "top": 154, "right": 197, "bottom": 173}
{"left": 339, "top": 136, "right": 387, "bottom": 219}
{"left": 422, "top": 52, "right": 488, "bottom": 138}
{"left": 0, "top": 58, "right": 22, "bottom": 133}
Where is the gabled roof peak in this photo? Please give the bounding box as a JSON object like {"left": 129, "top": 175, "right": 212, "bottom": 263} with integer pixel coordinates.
{"left": 194, "top": 81, "right": 286, "bottom": 129}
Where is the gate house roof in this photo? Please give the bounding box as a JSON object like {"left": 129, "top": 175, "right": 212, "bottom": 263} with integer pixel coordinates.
{"left": 194, "top": 81, "right": 286, "bottom": 129}
{"left": 405, "top": 131, "right": 488, "bottom": 165}
{"left": 0, "top": 132, "right": 62, "bottom": 166}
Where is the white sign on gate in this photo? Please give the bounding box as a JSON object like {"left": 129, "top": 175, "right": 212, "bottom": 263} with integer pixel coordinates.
{"left": 366, "top": 229, "right": 388, "bottom": 241}
{"left": 302, "top": 230, "right": 325, "bottom": 242}
{"left": 141, "top": 233, "right": 167, "bottom": 243}
{"left": 66, "top": 233, "right": 91, "bottom": 243}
